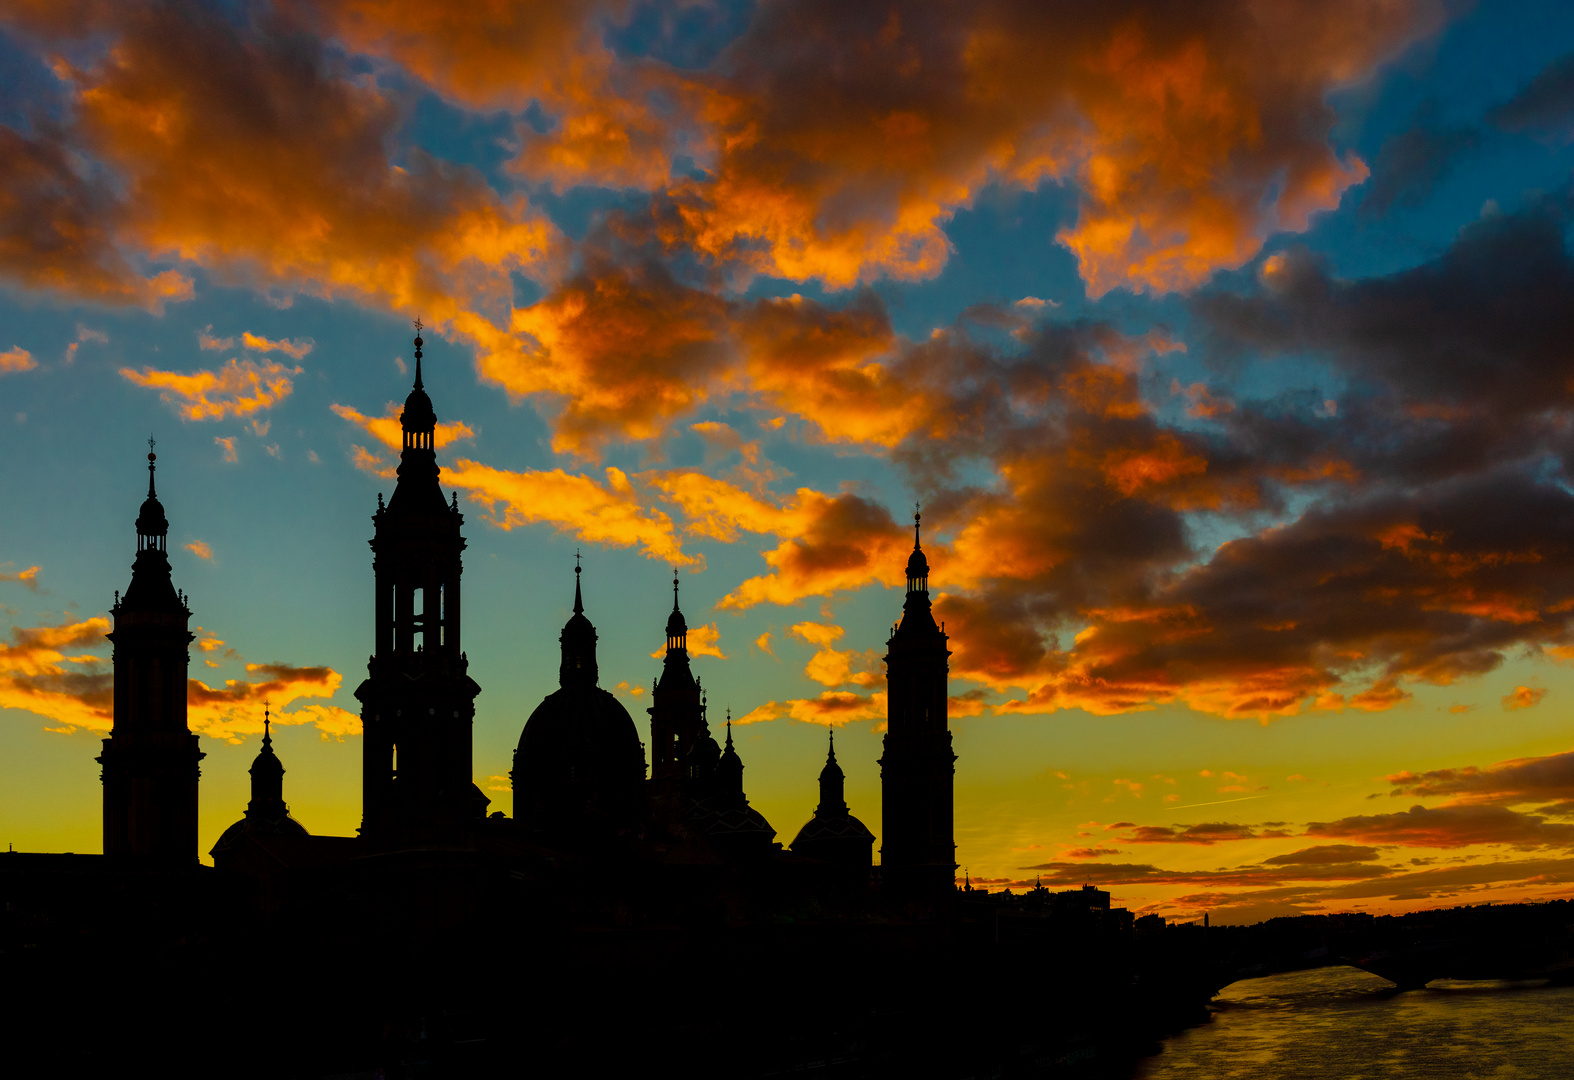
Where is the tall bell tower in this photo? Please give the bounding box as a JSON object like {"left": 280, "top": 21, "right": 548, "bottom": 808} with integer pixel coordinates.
{"left": 879, "top": 510, "right": 955, "bottom": 910}
{"left": 99, "top": 444, "right": 203, "bottom": 863}
{"left": 648, "top": 573, "right": 718, "bottom": 799}
{"left": 355, "top": 326, "right": 484, "bottom": 847}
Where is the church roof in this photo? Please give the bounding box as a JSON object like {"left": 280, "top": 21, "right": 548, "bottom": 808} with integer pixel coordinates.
{"left": 789, "top": 813, "right": 874, "bottom": 848}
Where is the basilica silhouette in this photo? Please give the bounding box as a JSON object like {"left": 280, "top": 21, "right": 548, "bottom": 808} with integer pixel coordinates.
{"left": 102, "top": 331, "right": 956, "bottom": 927}
{"left": 2, "top": 334, "right": 1211, "bottom": 1076}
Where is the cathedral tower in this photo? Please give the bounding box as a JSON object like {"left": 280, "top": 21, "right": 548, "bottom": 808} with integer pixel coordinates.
{"left": 879, "top": 511, "right": 955, "bottom": 907}
{"left": 648, "top": 573, "right": 718, "bottom": 797}
{"left": 355, "top": 328, "right": 484, "bottom": 846}
{"left": 99, "top": 446, "right": 203, "bottom": 863}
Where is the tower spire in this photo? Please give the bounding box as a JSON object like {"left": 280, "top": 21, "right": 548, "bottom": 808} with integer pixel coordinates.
{"left": 412, "top": 318, "right": 424, "bottom": 390}
{"left": 262, "top": 699, "right": 272, "bottom": 750}
{"left": 574, "top": 550, "right": 583, "bottom": 614}
{"left": 147, "top": 436, "right": 157, "bottom": 497}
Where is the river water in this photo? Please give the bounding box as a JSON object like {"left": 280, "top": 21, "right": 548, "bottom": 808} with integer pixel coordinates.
{"left": 1130, "top": 966, "right": 1574, "bottom": 1079}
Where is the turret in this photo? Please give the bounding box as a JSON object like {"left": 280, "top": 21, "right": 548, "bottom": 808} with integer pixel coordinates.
{"left": 648, "top": 572, "right": 716, "bottom": 795}
{"left": 355, "top": 325, "right": 486, "bottom": 848}
{"left": 790, "top": 729, "right": 874, "bottom": 866}
{"left": 99, "top": 444, "right": 204, "bottom": 864}
{"left": 879, "top": 509, "right": 955, "bottom": 909}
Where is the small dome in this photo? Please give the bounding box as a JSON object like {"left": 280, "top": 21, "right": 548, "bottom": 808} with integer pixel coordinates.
{"left": 401, "top": 384, "right": 436, "bottom": 432}
{"left": 666, "top": 604, "right": 688, "bottom": 640}
{"left": 136, "top": 493, "right": 168, "bottom": 538}
{"left": 905, "top": 543, "right": 929, "bottom": 580}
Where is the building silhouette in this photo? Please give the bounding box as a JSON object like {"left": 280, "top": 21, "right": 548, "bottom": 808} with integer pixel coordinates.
{"left": 879, "top": 512, "right": 956, "bottom": 907}
{"left": 1, "top": 331, "right": 1233, "bottom": 1077}
{"left": 356, "top": 330, "right": 486, "bottom": 849}
{"left": 98, "top": 447, "right": 203, "bottom": 864}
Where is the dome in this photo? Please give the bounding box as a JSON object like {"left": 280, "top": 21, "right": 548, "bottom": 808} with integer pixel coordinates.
{"left": 514, "top": 684, "right": 646, "bottom": 822}
{"left": 209, "top": 810, "right": 309, "bottom": 858}
{"left": 136, "top": 493, "right": 168, "bottom": 538}
{"left": 401, "top": 384, "right": 436, "bottom": 432}
{"left": 905, "top": 543, "right": 929, "bottom": 581}
{"left": 136, "top": 452, "right": 168, "bottom": 538}
{"left": 790, "top": 813, "right": 874, "bottom": 849}
{"left": 665, "top": 604, "right": 688, "bottom": 640}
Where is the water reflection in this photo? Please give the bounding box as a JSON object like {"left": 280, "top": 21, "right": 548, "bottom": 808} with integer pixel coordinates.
{"left": 1132, "top": 965, "right": 1574, "bottom": 1079}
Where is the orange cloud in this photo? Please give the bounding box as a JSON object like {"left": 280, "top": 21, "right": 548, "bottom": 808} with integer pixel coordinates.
{"left": 475, "top": 261, "right": 730, "bottom": 455}
{"left": 349, "top": 444, "right": 395, "bottom": 478}
{"left": 184, "top": 540, "right": 213, "bottom": 561}
{"left": 444, "top": 459, "right": 693, "bottom": 565}
{"left": 641, "top": 474, "right": 917, "bottom": 609}
{"left": 0, "top": 122, "right": 194, "bottom": 309}
{"left": 122, "top": 358, "right": 300, "bottom": 420}
{"left": 1306, "top": 804, "right": 1574, "bottom": 850}
{"left": 198, "top": 326, "right": 234, "bottom": 350}
{"left": 0, "top": 565, "right": 41, "bottom": 590}
{"left": 0, "top": 616, "right": 113, "bottom": 732}
{"left": 5, "top": 4, "right": 558, "bottom": 364}
{"left": 214, "top": 435, "right": 238, "bottom": 463}
{"left": 0, "top": 346, "right": 37, "bottom": 373}
{"left": 241, "top": 331, "right": 313, "bottom": 359}
{"left": 186, "top": 661, "right": 344, "bottom": 742}
{"left": 331, "top": 402, "right": 476, "bottom": 451}
{"left": 790, "top": 621, "right": 883, "bottom": 688}
{"left": 1503, "top": 685, "right": 1547, "bottom": 711}
{"left": 734, "top": 689, "right": 887, "bottom": 727}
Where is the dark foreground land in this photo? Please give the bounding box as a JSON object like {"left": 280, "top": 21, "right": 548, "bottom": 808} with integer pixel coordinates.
{"left": 4, "top": 853, "right": 1570, "bottom": 1078}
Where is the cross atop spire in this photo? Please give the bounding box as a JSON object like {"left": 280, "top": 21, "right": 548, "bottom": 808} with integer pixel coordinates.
{"left": 573, "top": 554, "right": 583, "bottom": 614}
{"left": 411, "top": 318, "right": 425, "bottom": 390}
{"left": 725, "top": 706, "right": 733, "bottom": 750}
{"left": 147, "top": 437, "right": 158, "bottom": 498}
{"left": 262, "top": 700, "right": 272, "bottom": 749}
{"left": 914, "top": 502, "right": 922, "bottom": 549}
{"left": 672, "top": 567, "right": 680, "bottom": 610}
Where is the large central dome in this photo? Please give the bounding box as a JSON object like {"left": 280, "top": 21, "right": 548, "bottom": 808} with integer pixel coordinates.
{"left": 512, "top": 566, "right": 646, "bottom": 833}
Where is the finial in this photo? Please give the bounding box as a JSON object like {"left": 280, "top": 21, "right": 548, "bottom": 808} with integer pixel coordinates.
{"left": 451, "top": 491, "right": 459, "bottom": 513}
{"left": 262, "top": 700, "right": 272, "bottom": 748}
{"left": 572, "top": 554, "right": 583, "bottom": 614}
{"left": 827, "top": 726, "right": 836, "bottom": 760}
{"left": 913, "top": 502, "right": 921, "bottom": 550}
{"left": 377, "top": 492, "right": 384, "bottom": 511}
{"left": 411, "top": 317, "right": 424, "bottom": 389}
{"left": 147, "top": 436, "right": 158, "bottom": 497}
{"left": 672, "top": 567, "right": 680, "bottom": 610}
{"left": 725, "top": 706, "right": 733, "bottom": 749}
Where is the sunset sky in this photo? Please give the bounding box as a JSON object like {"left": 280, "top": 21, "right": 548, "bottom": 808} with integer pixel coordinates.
{"left": 4, "top": 1, "right": 1574, "bottom": 923}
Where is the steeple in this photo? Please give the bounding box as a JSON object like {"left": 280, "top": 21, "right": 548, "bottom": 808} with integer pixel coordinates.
{"left": 715, "top": 707, "right": 744, "bottom": 805}
{"left": 246, "top": 703, "right": 287, "bottom": 822}
{"left": 788, "top": 724, "right": 874, "bottom": 865}
{"left": 649, "top": 571, "right": 708, "bottom": 790}
{"left": 355, "top": 326, "right": 485, "bottom": 847}
{"left": 559, "top": 557, "right": 599, "bottom": 689}
{"left": 101, "top": 443, "right": 202, "bottom": 863}
{"left": 905, "top": 506, "right": 929, "bottom": 594}
{"left": 815, "top": 729, "right": 848, "bottom": 817}
{"left": 881, "top": 499, "right": 955, "bottom": 912}
{"left": 665, "top": 568, "right": 687, "bottom": 654}
{"left": 386, "top": 321, "right": 445, "bottom": 516}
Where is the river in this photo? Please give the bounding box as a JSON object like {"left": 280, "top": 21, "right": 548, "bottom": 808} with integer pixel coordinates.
{"left": 1129, "top": 965, "right": 1574, "bottom": 1079}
